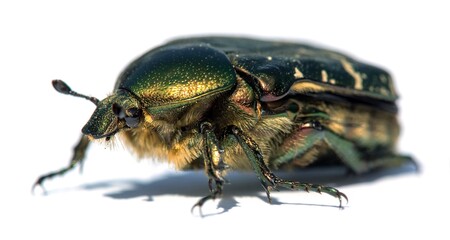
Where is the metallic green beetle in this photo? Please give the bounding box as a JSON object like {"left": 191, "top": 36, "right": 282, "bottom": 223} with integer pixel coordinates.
{"left": 35, "top": 36, "right": 414, "bottom": 210}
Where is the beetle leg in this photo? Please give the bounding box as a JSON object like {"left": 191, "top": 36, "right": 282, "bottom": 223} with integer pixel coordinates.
{"left": 226, "top": 125, "right": 347, "bottom": 208}
{"left": 32, "top": 134, "right": 90, "bottom": 193}
{"left": 191, "top": 122, "right": 229, "bottom": 213}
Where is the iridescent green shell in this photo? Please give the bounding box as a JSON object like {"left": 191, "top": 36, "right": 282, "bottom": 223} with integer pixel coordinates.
{"left": 115, "top": 44, "right": 236, "bottom": 113}
{"left": 162, "top": 37, "right": 397, "bottom": 103}
{"left": 88, "top": 36, "right": 399, "bottom": 138}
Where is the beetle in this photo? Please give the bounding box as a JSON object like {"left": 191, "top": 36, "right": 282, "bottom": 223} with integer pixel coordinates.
{"left": 34, "top": 36, "right": 414, "bottom": 210}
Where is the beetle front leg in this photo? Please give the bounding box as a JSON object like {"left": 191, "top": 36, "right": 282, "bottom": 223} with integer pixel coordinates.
{"left": 192, "top": 122, "right": 229, "bottom": 212}
{"left": 32, "top": 134, "right": 90, "bottom": 193}
{"left": 226, "top": 125, "right": 348, "bottom": 208}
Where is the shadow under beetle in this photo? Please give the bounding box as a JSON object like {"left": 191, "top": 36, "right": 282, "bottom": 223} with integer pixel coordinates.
{"left": 34, "top": 36, "right": 415, "bottom": 211}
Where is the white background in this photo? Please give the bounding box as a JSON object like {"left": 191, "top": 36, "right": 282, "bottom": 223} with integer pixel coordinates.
{"left": 1, "top": 1, "right": 449, "bottom": 239}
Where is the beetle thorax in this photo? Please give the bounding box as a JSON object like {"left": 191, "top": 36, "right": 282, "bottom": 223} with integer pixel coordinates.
{"left": 118, "top": 98, "right": 220, "bottom": 168}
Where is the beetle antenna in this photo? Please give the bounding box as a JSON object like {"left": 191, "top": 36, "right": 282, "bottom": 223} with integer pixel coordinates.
{"left": 52, "top": 79, "right": 99, "bottom": 105}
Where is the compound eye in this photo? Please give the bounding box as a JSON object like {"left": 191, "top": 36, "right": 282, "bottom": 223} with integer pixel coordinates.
{"left": 112, "top": 103, "right": 126, "bottom": 119}
{"left": 125, "top": 108, "right": 142, "bottom": 128}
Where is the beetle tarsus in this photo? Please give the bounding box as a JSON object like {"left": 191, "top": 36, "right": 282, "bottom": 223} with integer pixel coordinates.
{"left": 32, "top": 176, "right": 49, "bottom": 194}
{"left": 32, "top": 160, "right": 79, "bottom": 194}
{"left": 32, "top": 169, "right": 68, "bottom": 194}
{"left": 191, "top": 178, "right": 224, "bottom": 216}
{"left": 33, "top": 134, "right": 90, "bottom": 193}
{"left": 275, "top": 179, "right": 348, "bottom": 208}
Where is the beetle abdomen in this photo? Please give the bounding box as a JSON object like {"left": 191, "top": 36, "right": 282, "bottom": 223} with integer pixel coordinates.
{"left": 269, "top": 97, "right": 399, "bottom": 172}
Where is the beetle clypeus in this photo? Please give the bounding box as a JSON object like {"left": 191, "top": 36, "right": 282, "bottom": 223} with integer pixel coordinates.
{"left": 34, "top": 37, "right": 415, "bottom": 211}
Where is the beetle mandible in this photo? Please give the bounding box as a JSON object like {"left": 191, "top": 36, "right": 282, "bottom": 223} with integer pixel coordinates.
{"left": 34, "top": 37, "right": 415, "bottom": 210}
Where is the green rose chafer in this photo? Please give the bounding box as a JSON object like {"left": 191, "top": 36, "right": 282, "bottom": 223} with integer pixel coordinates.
{"left": 34, "top": 36, "right": 415, "bottom": 211}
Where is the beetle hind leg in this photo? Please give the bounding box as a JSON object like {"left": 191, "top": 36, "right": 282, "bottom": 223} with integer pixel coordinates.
{"left": 365, "top": 154, "right": 419, "bottom": 172}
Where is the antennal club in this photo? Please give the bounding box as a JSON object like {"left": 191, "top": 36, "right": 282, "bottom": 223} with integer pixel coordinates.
{"left": 52, "top": 79, "right": 99, "bottom": 105}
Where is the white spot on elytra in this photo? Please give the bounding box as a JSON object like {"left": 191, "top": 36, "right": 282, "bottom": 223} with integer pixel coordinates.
{"left": 380, "top": 74, "right": 388, "bottom": 83}
{"left": 341, "top": 59, "right": 363, "bottom": 90}
{"left": 321, "top": 70, "right": 328, "bottom": 82}
{"left": 379, "top": 87, "right": 389, "bottom": 96}
{"left": 294, "top": 67, "right": 304, "bottom": 78}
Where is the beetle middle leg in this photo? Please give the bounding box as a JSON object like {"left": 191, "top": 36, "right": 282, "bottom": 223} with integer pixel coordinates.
{"left": 32, "top": 134, "right": 90, "bottom": 193}
{"left": 192, "top": 122, "right": 229, "bottom": 212}
{"left": 225, "top": 125, "right": 347, "bottom": 208}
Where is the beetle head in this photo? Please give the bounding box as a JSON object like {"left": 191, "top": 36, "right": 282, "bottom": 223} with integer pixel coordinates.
{"left": 82, "top": 90, "right": 143, "bottom": 140}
